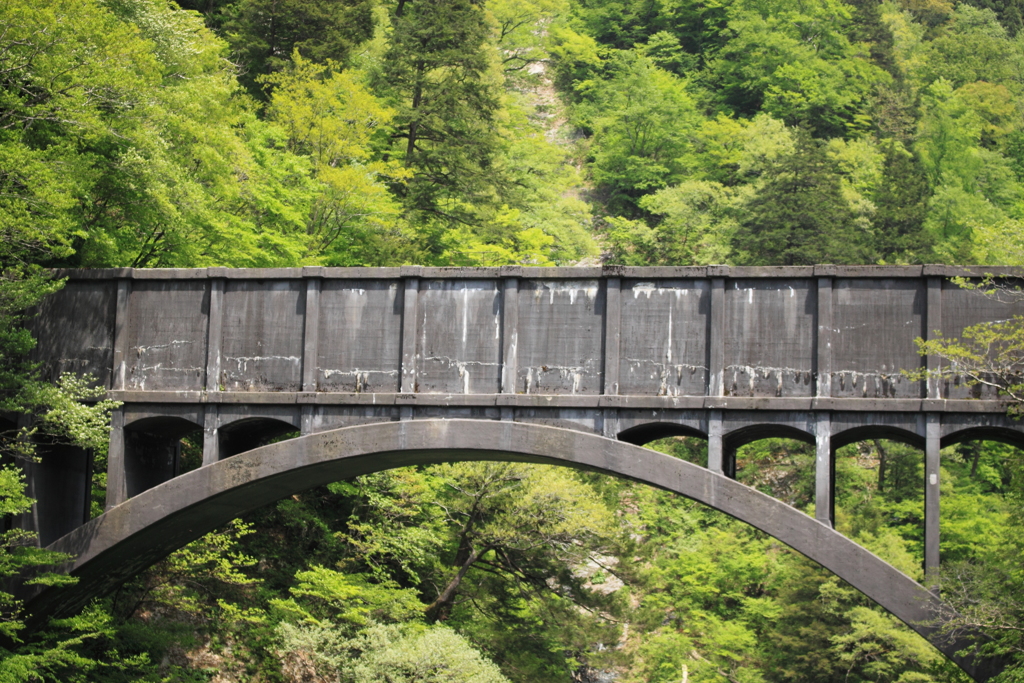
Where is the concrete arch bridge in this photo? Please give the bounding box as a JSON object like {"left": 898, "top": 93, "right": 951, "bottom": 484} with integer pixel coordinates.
{"left": 16, "top": 265, "right": 1024, "bottom": 681}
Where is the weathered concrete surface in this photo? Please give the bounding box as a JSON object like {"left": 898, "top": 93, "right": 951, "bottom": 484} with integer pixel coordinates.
{"left": 30, "top": 265, "right": 1024, "bottom": 402}
{"left": 19, "top": 419, "right": 989, "bottom": 679}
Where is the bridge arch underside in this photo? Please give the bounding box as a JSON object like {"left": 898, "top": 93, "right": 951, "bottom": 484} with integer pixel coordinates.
{"left": 24, "top": 420, "right": 1006, "bottom": 681}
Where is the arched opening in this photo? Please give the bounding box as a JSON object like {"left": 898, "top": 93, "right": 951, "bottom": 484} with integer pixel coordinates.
{"left": 218, "top": 417, "right": 300, "bottom": 459}
{"left": 934, "top": 428, "right": 1022, "bottom": 629}
{"left": 831, "top": 427, "right": 927, "bottom": 573}
{"left": 617, "top": 422, "right": 708, "bottom": 467}
{"left": 725, "top": 424, "right": 814, "bottom": 486}
{"left": 123, "top": 416, "right": 202, "bottom": 499}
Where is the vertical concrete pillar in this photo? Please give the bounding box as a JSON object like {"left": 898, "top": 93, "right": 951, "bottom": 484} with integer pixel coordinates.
{"left": 301, "top": 406, "right": 316, "bottom": 435}
{"left": 603, "top": 277, "right": 621, "bottom": 395}
{"left": 501, "top": 274, "right": 519, "bottom": 395}
{"left": 925, "top": 413, "right": 941, "bottom": 582}
{"left": 816, "top": 275, "right": 833, "bottom": 398}
{"left": 815, "top": 412, "right": 834, "bottom": 526}
{"left": 708, "top": 277, "right": 726, "bottom": 397}
{"left": 400, "top": 269, "right": 420, "bottom": 421}
{"left": 32, "top": 442, "right": 92, "bottom": 546}
{"left": 926, "top": 277, "right": 943, "bottom": 400}
{"left": 205, "top": 276, "right": 225, "bottom": 392}
{"left": 202, "top": 405, "right": 220, "bottom": 466}
{"left": 106, "top": 408, "right": 127, "bottom": 510}
{"left": 707, "top": 410, "right": 724, "bottom": 474}
{"left": 601, "top": 409, "right": 619, "bottom": 439}
{"left": 111, "top": 279, "right": 131, "bottom": 391}
{"left": 302, "top": 274, "right": 322, "bottom": 393}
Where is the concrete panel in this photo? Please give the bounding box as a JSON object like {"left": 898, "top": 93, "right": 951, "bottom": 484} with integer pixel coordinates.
{"left": 516, "top": 280, "right": 604, "bottom": 394}
{"left": 125, "top": 281, "right": 208, "bottom": 391}
{"left": 416, "top": 280, "right": 502, "bottom": 394}
{"left": 514, "top": 408, "right": 602, "bottom": 434}
{"left": 308, "top": 406, "right": 399, "bottom": 433}
{"left": 221, "top": 280, "right": 304, "bottom": 391}
{"left": 123, "top": 404, "right": 204, "bottom": 428}
{"left": 941, "top": 282, "right": 1024, "bottom": 399}
{"left": 940, "top": 413, "right": 1024, "bottom": 448}
{"left": 316, "top": 280, "right": 402, "bottom": 393}
{"left": 619, "top": 280, "right": 709, "bottom": 396}
{"left": 28, "top": 280, "right": 116, "bottom": 387}
{"left": 415, "top": 406, "right": 501, "bottom": 421}
{"left": 831, "top": 411, "right": 925, "bottom": 449}
{"left": 833, "top": 279, "right": 924, "bottom": 398}
{"left": 216, "top": 404, "right": 301, "bottom": 429}
{"left": 724, "top": 279, "right": 816, "bottom": 397}
{"left": 721, "top": 410, "right": 816, "bottom": 448}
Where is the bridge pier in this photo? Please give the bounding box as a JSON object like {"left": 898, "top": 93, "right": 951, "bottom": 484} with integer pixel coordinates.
{"left": 707, "top": 410, "right": 724, "bottom": 475}
{"left": 202, "top": 405, "right": 219, "bottom": 466}
{"left": 26, "top": 442, "right": 92, "bottom": 547}
{"left": 815, "top": 413, "right": 834, "bottom": 527}
{"left": 925, "top": 413, "right": 941, "bottom": 583}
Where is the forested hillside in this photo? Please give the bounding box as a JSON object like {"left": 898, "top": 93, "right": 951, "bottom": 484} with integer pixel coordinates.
{"left": 1, "top": 0, "right": 1024, "bottom": 681}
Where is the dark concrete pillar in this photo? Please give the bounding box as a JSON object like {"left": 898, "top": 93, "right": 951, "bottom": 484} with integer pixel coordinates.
{"left": 202, "top": 405, "right": 219, "bottom": 466}
{"left": 708, "top": 410, "right": 724, "bottom": 474}
{"left": 400, "top": 270, "right": 420, "bottom": 421}
{"left": 501, "top": 274, "right": 519, "bottom": 395}
{"left": 302, "top": 275, "right": 321, "bottom": 393}
{"left": 816, "top": 276, "right": 833, "bottom": 398}
{"left": 815, "top": 412, "right": 834, "bottom": 526}
{"left": 32, "top": 442, "right": 92, "bottom": 546}
{"left": 723, "top": 444, "right": 737, "bottom": 480}
{"left": 124, "top": 430, "right": 179, "bottom": 499}
{"left": 926, "top": 277, "right": 943, "bottom": 400}
{"left": 603, "top": 277, "right": 621, "bottom": 395}
{"left": 205, "top": 277, "right": 225, "bottom": 392}
{"left": 708, "top": 277, "right": 726, "bottom": 397}
{"left": 106, "top": 408, "right": 127, "bottom": 510}
{"left": 925, "top": 413, "right": 941, "bottom": 582}
{"left": 111, "top": 279, "right": 131, "bottom": 391}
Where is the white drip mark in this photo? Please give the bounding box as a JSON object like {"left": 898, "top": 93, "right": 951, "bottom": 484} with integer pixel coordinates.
{"left": 633, "top": 283, "right": 691, "bottom": 299}
{"left": 625, "top": 358, "right": 707, "bottom": 396}
{"left": 226, "top": 355, "right": 300, "bottom": 372}
{"left": 423, "top": 356, "right": 500, "bottom": 394}
{"left": 134, "top": 339, "right": 194, "bottom": 355}
{"left": 462, "top": 286, "right": 469, "bottom": 345}
{"left": 725, "top": 364, "right": 814, "bottom": 397}
{"left": 538, "top": 281, "right": 600, "bottom": 305}
{"left": 666, "top": 306, "right": 673, "bottom": 365}
{"left": 322, "top": 368, "right": 398, "bottom": 392}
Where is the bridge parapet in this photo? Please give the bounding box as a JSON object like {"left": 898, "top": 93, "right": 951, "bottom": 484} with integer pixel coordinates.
{"left": 31, "top": 265, "right": 1024, "bottom": 401}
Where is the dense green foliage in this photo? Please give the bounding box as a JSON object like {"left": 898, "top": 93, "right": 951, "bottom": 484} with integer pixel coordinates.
{"left": 1, "top": 0, "right": 1024, "bottom": 680}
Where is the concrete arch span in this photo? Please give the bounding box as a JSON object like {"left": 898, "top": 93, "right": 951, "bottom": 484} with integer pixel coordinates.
{"left": 21, "top": 420, "right": 990, "bottom": 680}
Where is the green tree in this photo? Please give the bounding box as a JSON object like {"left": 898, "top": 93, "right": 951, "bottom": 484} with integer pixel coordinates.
{"left": 586, "top": 53, "right": 700, "bottom": 216}
{"left": 731, "top": 132, "right": 874, "bottom": 265}
{"left": 377, "top": 0, "right": 501, "bottom": 239}
{"left": 221, "top": 0, "right": 375, "bottom": 98}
